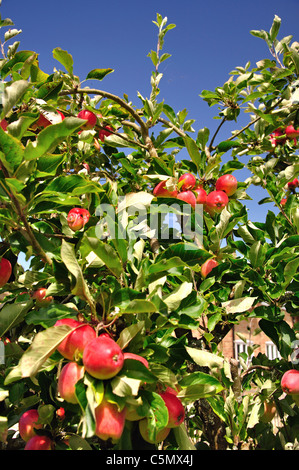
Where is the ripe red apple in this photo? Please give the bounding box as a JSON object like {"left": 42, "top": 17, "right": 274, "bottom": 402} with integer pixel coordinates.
{"left": 281, "top": 369, "right": 299, "bottom": 395}
{"left": 215, "top": 174, "right": 238, "bottom": 196}
{"left": 177, "top": 190, "right": 197, "bottom": 208}
{"left": 123, "top": 352, "right": 149, "bottom": 368}
{"left": 280, "top": 198, "right": 287, "bottom": 206}
{"left": 0, "top": 119, "right": 8, "bottom": 131}
{"left": 178, "top": 173, "right": 196, "bottom": 191}
{"left": 0, "top": 258, "right": 12, "bottom": 288}
{"left": 19, "top": 409, "right": 43, "bottom": 442}
{"left": 94, "top": 399, "right": 126, "bottom": 441}
{"left": 98, "top": 125, "right": 113, "bottom": 142}
{"left": 56, "top": 407, "right": 65, "bottom": 421}
{"left": 153, "top": 180, "right": 178, "bottom": 198}
{"left": 194, "top": 187, "right": 207, "bottom": 205}
{"left": 33, "top": 110, "right": 64, "bottom": 130}
{"left": 138, "top": 418, "right": 170, "bottom": 444}
{"left": 31, "top": 287, "right": 53, "bottom": 306}
{"left": 82, "top": 335, "right": 124, "bottom": 380}
{"left": 270, "top": 128, "right": 286, "bottom": 147}
{"left": 77, "top": 109, "right": 97, "bottom": 130}
{"left": 67, "top": 207, "right": 90, "bottom": 231}
{"left": 201, "top": 258, "right": 219, "bottom": 278}
{"left": 287, "top": 178, "right": 299, "bottom": 190}
{"left": 57, "top": 361, "right": 84, "bottom": 404}
{"left": 54, "top": 318, "right": 96, "bottom": 360}
{"left": 159, "top": 391, "right": 185, "bottom": 428}
{"left": 205, "top": 190, "right": 229, "bottom": 214}
{"left": 285, "top": 124, "right": 299, "bottom": 142}
{"left": 24, "top": 434, "right": 53, "bottom": 450}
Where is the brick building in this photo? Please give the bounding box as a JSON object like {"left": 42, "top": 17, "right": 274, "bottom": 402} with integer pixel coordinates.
{"left": 218, "top": 310, "right": 298, "bottom": 364}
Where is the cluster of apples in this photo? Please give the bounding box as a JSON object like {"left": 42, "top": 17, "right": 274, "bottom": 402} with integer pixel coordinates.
{"left": 270, "top": 124, "right": 299, "bottom": 147}
{"left": 153, "top": 172, "right": 238, "bottom": 216}
{"left": 18, "top": 317, "right": 185, "bottom": 448}
{"left": 77, "top": 109, "right": 113, "bottom": 143}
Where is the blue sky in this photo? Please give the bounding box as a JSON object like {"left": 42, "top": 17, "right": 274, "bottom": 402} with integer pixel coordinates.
{"left": 2, "top": 0, "right": 299, "bottom": 223}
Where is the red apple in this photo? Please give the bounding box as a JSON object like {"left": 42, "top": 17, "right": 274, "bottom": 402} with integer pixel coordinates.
{"left": 57, "top": 361, "right": 84, "bottom": 404}
{"left": 24, "top": 435, "right": 53, "bottom": 450}
{"left": 54, "top": 318, "right": 96, "bottom": 360}
{"left": 178, "top": 173, "right": 196, "bottom": 191}
{"left": 281, "top": 198, "right": 287, "bottom": 206}
{"left": 123, "top": 352, "right": 149, "bottom": 368}
{"left": 0, "top": 119, "right": 8, "bottom": 131}
{"left": 138, "top": 418, "right": 170, "bottom": 444}
{"left": 285, "top": 125, "right": 299, "bottom": 142}
{"left": 159, "top": 391, "right": 185, "bottom": 428}
{"left": 33, "top": 110, "right": 64, "bottom": 130}
{"left": 19, "top": 409, "right": 43, "bottom": 442}
{"left": 177, "top": 190, "right": 197, "bottom": 208}
{"left": 31, "top": 287, "right": 53, "bottom": 306}
{"left": 215, "top": 174, "right": 238, "bottom": 196}
{"left": 95, "top": 399, "right": 126, "bottom": 441}
{"left": 194, "top": 187, "right": 207, "bottom": 205}
{"left": 153, "top": 180, "right": 178, "bottom": 198}
{"left": 201, "top": 258, "right": 219, "bottom": 278}
{"left": 270, "top": 128, "right": 286, "bottom": 147}
{"left": 205, "top": 190, "right": 229, "bottom": 214}
{"left": 0, "top": 258, "right": 12, "bottom": 288}
{"left": 98, "top": 125, "right": 113, "bottom": 142}
{"left": 82, "top": 335, "right": 124, "bottom": 380}
{"left": 281, "top": 369, "right": 299, "bottom": 395}
{"left": 287, "top": 178, "right": 299, "bottom": 190}
{"left": 67, "top": 207, "right": 90, "bottom": 231}
{"left": 77, "top": 109, "right": 97, "bottom": 130}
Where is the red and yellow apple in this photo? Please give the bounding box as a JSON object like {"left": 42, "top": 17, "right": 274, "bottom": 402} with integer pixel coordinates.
{"left": 159, "top": 390, "right": 185, "bottom": 428}
{"left": 95, "top": 399, "right": 126, "bottom": 441}
{"left": 19, "top": 409, "right": 43, "bottom": 442}
{"left": 153, "top": 180, "right": 178, "bottom": 198}
{"left": 178, "top": 173, "right": 196, "bottom": 191}
{"left": 67, "top": 207, "right": 90, "bottom": 231}
{"left": 82, "top": 335, "right": 124, "bottom": 380}
{"left": 98, "top": 126, "right": 113, "bottom": 142}
{"left": 24, "top": 435, "right": 53, "bottom": 450}
{"left": 77, "top": 109, "right": 97, "bottom": 130}
{"left": 31, "top": 287, "right": 53, "bottom": 306}
{"left": 123, "top": 352, "right": 149, "bottom": 368}
{"left": 177, "top": 190, "right": 197, "bottom": 208}
{"left": 54, "top": 318, "right": 96, "bottom": 360}
{"left": 281, "top": 369, "right": 299, "bottom": 395}
{"left": 194, "top": 187, "right": 207, "bottom": 205}
{"left": 57, "top": 361, "right": 84, "bottom": 404}
{"left": 205, "top": 190, "right": 229, "bottom": 215}
{"left": 215, "top": 174, "right": 238, "bottom": 196}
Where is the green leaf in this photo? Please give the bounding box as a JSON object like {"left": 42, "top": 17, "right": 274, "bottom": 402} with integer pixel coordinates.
{"left": 2, "top": 79, "right": 30, "bottom": 119}
{"left": 183, "top": 135, "right": 203, "bottom": 173}
{"left": 269, "top": 15, "right": 281, "bottom": 42}
{"left": 86, "top": 68, "right": 114, "bottom": 81}
{"left": 81, "top": 236, "right": 123, "bottom": 278}
{"left": 8, "top": 324, "right": 73, "bottom": 379}
{"left": 0, "top": 300, "right": 33, "bottom": 336}
{"left": 23, "top": 117, "right": 84, "bottom": 160}
{"left": 0, "top": 126, "right": 24, "bottom": 172}
{"left": 116, "top": 322, "right": 145, "bottom": 349}
{"left": 185, "top": 346, "right": 224, "bottom": 369}
{"left": 52, "top": 47, "right": 73, "bottom": 75}
{"left": 173, "top": 424, "right": 196, "bottom": 450}
{"left": 36, "top": 79, "right": 63, "bottom": 101}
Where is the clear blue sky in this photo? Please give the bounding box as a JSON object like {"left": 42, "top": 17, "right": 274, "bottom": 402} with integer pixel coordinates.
{"left": 2, "top": 0, "right": 299, "bottom": 222}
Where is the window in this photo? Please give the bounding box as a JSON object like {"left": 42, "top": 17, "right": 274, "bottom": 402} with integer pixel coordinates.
{"left": 265, "top": 341, "right": 281, "bottom": 360}
{"left": 234, "top": 339, "right": 253, "bottom": 365}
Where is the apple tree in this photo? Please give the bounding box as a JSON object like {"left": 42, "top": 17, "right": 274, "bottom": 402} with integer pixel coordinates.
{"left": 0, "top": 11, "right": 298, "bottom": 450}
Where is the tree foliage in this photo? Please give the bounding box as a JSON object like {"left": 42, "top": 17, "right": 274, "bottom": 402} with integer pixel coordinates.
{"left": 0, "top": 11, "right": 298, "bottom": 450}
